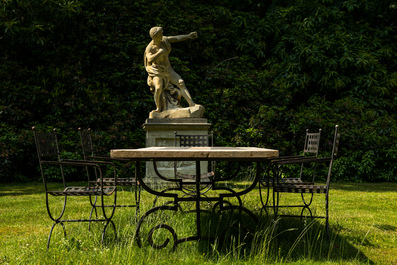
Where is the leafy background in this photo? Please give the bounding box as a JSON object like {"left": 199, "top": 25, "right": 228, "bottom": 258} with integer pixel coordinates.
{"left": 1, "top": 0, "right": 397, "bottom": 182}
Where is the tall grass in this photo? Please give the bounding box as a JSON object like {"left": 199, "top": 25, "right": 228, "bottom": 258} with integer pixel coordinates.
{"left": 1, "top": 182, "right": 396, "bottom": 264}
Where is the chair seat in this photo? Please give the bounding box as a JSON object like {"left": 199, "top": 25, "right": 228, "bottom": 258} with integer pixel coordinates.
{"left": 281, "top": 178, "right": 305, "bottom": 184}
{"left": 263, "top": 177, "right": 312, "bottom": 186}
{"left": 48, "top": 186, "right": 116, "bottom": 196}
{"left": 176, "top": 171, "right": 215, "bottom": 180}
{"left": 268, "top": 177, "right": 307, "bottom": 184}
{"left": 180, "top": 180, "right": 214, "bottom": 185}
{"left": 274, "top": 184, "right": 328, "bottom": 193}
{"left": 92, "top": 178, "right": 139, "bottom": 186}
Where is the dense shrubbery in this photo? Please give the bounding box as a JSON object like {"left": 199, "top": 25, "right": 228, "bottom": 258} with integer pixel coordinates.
{"left": 1, "top": 0, "right": 396, "bottom": 182}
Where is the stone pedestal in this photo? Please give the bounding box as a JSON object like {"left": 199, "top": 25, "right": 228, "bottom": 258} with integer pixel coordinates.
{"left": 143, "top": 118, "right": 211, "bottom": 184}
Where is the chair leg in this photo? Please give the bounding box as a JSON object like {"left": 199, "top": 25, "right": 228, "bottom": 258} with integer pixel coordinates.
{"left": 326, "top": 192, "right": 329, "bottom": 239}
{"left": 273, "top": 190, "right": 279, "bottom": 218}
{"left": 89, "top": 195, "right": 99, "bottom": 230}
{"left": 101, "top": 220, "right": 117, "bottom": 246}
{"left": 301, "top": 193, "right": 314, "bottom": 207}
{"left": 258, "top": 180, "right": 270, "bottom": 208}
{"left": 47, "top": 222, "right": 66, "bottom": 250}
{"left": 300, "top": 204, "right": 313, "bottom": 219}
{"left": 135, "top": 186, "right": 142, "bottom": 220}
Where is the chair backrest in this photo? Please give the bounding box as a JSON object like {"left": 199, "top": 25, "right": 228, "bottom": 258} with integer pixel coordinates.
{"left": 32, "top": 127, "right": 61, "bottom": 162}
{"left": 174, "top": 131, "right": 214, "bottom": 176}
{"left": 297, "top": 129, "right": 321, "bottom": 181}
{"left": 326, "top": 125, "right": 341, "bottom": 187}
{"left": 303, "top": 129, "right": 321, "bottom": 157}
{"left": 331, "top": 125, "right": 341, "bottom": 159}
{"left": 79, "top": 128, "right": 95, "bottom": 159}
{"left": 174, "top": 132, "right": 213, "bottom": 147}
{"left": 32, "top": 127, "right": 66, "bottom": 188}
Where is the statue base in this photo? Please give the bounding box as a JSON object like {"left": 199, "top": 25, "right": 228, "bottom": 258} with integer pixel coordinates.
{"left": 143, "top": 118, "right": 211, "bottom": 187}
{"left": 149, "top": 104, "right": 205, "bottom": 119}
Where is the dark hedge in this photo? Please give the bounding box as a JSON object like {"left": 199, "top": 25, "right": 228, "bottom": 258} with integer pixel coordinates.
{"left": 1, "top": 0, "right": 397, "bottom": 182}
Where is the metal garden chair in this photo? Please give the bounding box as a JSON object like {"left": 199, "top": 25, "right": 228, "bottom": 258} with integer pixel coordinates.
{"left": 79, "top": 128, "right": 141, "bottom": 217}
{"left": 151, "top": 132, "right": 215, "bottom": 207}
{"left": 174, "top": 131, "right": 215, "bottom": 183}
{"left": 273, "top": 125, "right": 340, "bottom": 237}
{"left": 32, "top": 127, "right": 117, "bottom": 249}
{"left": 259, "top": 129, "right": 322, "bottom": 209}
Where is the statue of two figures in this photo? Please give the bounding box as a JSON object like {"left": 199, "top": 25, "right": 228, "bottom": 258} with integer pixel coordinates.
{"left": 144, "top": 27, "right": 205, "bottom": 118}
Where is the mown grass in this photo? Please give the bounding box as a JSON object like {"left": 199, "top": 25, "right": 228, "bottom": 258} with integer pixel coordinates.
{"left": 0, "top": 182, "right": 396, "bottom": 264}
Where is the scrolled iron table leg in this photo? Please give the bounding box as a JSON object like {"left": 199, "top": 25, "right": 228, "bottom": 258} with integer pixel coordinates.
{"left": 133, "top": 156, "right": 268, "bottom": 251}
{"left": 148, "top": 224, "right": 177, "bottom": 250}
{"left": 135, "top": 205, "right": 178, "bottom": 249}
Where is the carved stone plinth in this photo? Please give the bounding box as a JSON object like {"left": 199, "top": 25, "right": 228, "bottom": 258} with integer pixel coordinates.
{"left": 143, "top": 118, "right": 211, "bottom": 185}
{"left": 149, "top": 105, "right": 205, "bottom": 119}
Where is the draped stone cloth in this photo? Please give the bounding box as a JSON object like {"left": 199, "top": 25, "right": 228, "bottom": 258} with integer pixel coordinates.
{"left": 144, "top": 38, "right": 181, "bottom": 111}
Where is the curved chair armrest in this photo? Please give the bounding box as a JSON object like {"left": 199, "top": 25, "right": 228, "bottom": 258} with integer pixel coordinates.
{"left": 275, "top": 156, "right": 331, "bottom": 166}
{"left": 268, "top": 155, "right": 304, "bottom": 162}
{"left": 85, "top": 155, "right": 132, "bottom": 162}
{"left": 61, "top": 158, "right": 115, "bottom": 166}
{"left": 41, "top": 160, "right": 103, "bottom": 167}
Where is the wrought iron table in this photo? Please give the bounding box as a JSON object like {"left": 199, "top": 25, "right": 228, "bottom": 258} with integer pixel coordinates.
{"left": 111, "top": 147, "right": 278, "bottom": 250}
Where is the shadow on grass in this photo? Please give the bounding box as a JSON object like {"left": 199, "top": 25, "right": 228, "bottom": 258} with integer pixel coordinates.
{"left": 270, "top": 217, "right": 372, "bottom": 263}
{"left": 0, "top": 182, "right": 44, "bottom": 196}
{"left": 230, "top": 181, "right": 397, "bottom": 193}
{"left": 332, "top": 182, "right": 397, "bottom": 192}
{"left": 129, "top": 202, "right": 373, "bottom": 263}
{"left": 196, "top": 210, "right": 373, "bottom": 263}
{"left": 373, "top": 224, "right": 397, "bottom": 232}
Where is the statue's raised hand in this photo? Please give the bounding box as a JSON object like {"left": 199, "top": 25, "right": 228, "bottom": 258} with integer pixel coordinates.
{"left": 189, "top": 32, "right": 198, "bottom": 39}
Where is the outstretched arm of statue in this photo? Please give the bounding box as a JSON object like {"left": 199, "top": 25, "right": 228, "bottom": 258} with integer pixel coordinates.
{"left": 167, "top": 32, "right": 198, "bottom": 43}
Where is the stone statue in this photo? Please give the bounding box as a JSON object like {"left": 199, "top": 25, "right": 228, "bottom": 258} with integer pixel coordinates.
{"left": 144, "top": 26, "right": 204, "bottom": 119}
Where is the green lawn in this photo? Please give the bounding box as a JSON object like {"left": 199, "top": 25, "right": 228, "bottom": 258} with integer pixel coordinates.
{"left": 0, "top": 182, "right": 396, "bottom": 264}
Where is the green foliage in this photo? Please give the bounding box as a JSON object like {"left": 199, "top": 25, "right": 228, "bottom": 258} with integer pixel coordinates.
{"left": 1, "top": 0, "right": 397, "bottom": 182}
{"left": 0, "top": 124, "right": 35, "bottom": 182}
{"left": 243, "top": 0, "right": 397, "bottom": 181}
{"left": 41, "top": 150, "right": 81, "bottom": 181}
{"left": 1, "top": 0, "right": 83, "bottom": 45}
